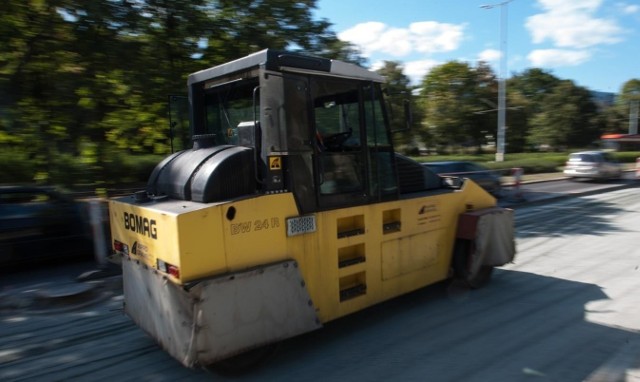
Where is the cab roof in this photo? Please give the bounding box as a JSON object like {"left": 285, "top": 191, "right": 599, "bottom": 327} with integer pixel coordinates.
{"left": 187, "top": 49, "right": 385, "bottom": 86}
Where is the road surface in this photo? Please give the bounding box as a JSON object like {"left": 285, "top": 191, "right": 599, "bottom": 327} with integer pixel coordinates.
{"left": 500, "top": 171, "right": 637, "bottom": 206}
{"left": 1, "top": 185, "right": 639, "bottom": 381}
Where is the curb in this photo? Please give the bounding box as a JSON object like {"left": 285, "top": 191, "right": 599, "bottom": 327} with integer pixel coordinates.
{"left": 501, "top": 169, "right": 637, "bottom": 187}
{"left": 499, "top": 181, "right": 639, "bottom": 209}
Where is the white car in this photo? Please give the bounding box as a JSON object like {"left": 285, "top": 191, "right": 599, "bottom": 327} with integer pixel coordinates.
{"left": 563, "top": 151, "right": 622, "bottom": 180}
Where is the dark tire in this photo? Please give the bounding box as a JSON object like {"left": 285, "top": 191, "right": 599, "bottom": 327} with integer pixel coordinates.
{"left": 466, "top": 266, "right": 494, "bottom": 289}
{"left": 207, "top": 343, "right": 279, "bottom": 375}
{"left": 452, "top": 240, "right": 494, "bottom": 289}
{"left": 491, "top": 183, "right": 502, "bottom": 198}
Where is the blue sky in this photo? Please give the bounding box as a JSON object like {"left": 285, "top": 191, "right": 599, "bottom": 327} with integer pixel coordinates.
{"left": 314, "top": 0, "right": 640, "bottom": 93}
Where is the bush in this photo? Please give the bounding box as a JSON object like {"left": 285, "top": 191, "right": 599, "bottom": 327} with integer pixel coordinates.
{"left": 483, "top": 158, "right": 561, "bottom": 174}
{"left": 0, "top": 147, "right": 162, "bottom": 190}
{"left": 0, "top": 147, "right": 36, "bottom": 184}
{"left": 416, "top": 151, "right": 640, "bottom": 174}
{"left": 45, "top": 152, "right": 97, "bottom": 187}
{"left": 3, "top": 148, "right": 638, "bottom": 190}
{"left": 101, "top": 151, "right": 162, "bottom": 185}
{"left": 612, "top": 151, "right": 640, "bottom": 163}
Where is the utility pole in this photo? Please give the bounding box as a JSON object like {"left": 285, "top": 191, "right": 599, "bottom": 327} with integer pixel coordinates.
{"left": 481, "top": 0, "right": 513, "bottom": 162}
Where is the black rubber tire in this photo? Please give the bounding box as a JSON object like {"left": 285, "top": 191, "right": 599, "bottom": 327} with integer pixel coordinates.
{"left": 207, "top": 343, "right": 279, "bottom": 375}
{"left": 452, "top": 240, "right": 494, "bottom": 289}
{"left": 466, "top": 265, "right": 494, "bottom": 289}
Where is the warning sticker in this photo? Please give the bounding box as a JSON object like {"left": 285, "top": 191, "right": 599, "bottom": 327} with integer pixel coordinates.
{"left": 269, "top": 156, "right": 282, "bottom": 170}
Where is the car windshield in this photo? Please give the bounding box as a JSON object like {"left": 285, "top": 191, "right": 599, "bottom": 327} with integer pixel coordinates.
{"left": 427, "top": 163, "right": 479, "bottom": 174}
{"left": 570, "top": 153, "right": 597, "bottom": 162}
{"left": 426, "top": 164, "right": 453, "bottom": 174}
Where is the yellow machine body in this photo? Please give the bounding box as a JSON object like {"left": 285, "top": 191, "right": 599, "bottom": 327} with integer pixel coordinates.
{"left": 110, "top": 180, "right": 495, "bottom": 325}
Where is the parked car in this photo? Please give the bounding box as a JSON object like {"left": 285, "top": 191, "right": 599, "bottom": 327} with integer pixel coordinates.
{"left": 563, "top": 151, "right": 622, "bottom": 180}
{"left": 0, "top": 185, "right": 92, "bottom": 267}
{"left": 422, "top": 161, "right": 502, "bottom": 195}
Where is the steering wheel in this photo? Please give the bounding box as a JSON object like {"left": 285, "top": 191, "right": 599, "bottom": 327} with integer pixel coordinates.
{"left": 322, "top": 130, "right": 352, "bottom": 150}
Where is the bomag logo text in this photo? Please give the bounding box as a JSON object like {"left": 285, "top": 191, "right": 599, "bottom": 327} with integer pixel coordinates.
{"left": 124, "top": 212, "right": 158, "bottom": 239}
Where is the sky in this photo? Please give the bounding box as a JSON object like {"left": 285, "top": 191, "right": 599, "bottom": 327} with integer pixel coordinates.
{"left": 314, "top": 0, "right": 640, "bottom": 93}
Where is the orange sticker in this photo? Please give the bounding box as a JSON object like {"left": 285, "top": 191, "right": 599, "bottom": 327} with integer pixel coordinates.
{"left": 269, "top": 156, "right": 281, "bottom": 170}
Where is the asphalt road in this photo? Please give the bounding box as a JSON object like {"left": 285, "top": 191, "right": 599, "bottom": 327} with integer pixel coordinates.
{"left": 1, "top": 183, "right": 639, "bottom": 381}
{"left": 500, "top": 171, "right": 637, "bottom": 206}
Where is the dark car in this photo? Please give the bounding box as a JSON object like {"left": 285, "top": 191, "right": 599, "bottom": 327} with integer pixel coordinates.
{"left": 422, "top": 161, "right": 502, "bottom": 195}
{"left": 0, "top": 185, "right": 92, "bottom": 267}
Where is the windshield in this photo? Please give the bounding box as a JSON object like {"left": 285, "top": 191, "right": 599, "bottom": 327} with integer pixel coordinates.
{"left": 569, "top": 153, "right": 598, "bottom": 163}
{"left": 203, "top": 79, "right": 259, "bottom": 145}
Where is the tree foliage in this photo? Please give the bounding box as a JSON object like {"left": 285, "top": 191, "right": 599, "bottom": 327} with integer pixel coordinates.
{"left": 419, "top": 61, "right": 496, "bottom": 153}
{"left": 375, "top": 61, "right": 421, "bottom": 152}
{"left": 1, "top": 0, "right": 638, "bottom": 186}
{"left": 527, "top": 80, "right": 599, "bottom": 148}
{"left": 0, "top": 0, "right": 360, "bottom": 185}
{"left": 415, "top": 62, "right": 633, "bottom": 154}
{"left": 505, "top": 68, "right": 562, "bottom": 151}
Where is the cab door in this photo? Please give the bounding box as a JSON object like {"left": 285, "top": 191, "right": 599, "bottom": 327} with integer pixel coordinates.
{"left": 311, "top": 78, "right": 397, "bottom": 211}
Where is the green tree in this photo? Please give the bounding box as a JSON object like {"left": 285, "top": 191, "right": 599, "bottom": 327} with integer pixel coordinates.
{"left": 202, "top": 0, "right": 352, "bottom": 63}
{"left": 1, "top": 0, "right": 355, "bottom": 185}
{"left": 616, "top": 79, "right": 640, "bottom": 133}
{"left": 595, "top": 104, "right": 626, "bottom": 135}
{"left": 508, "top": 68, "right": 561, "bottom": 106}
{"left": 527, "top": 80, "right": 600, "bottom": 149}
{"left": 419, "top": 61, "right": 497, "bottom": 153}
{"left": 375, "top": 61, "right": 418, "bottom": 152}
{"left": 0, "top": 0, "right": 80, "bottom": 181}
{"left": 506, "top": 68, "right": 562, "bottom": 152}
{"left": 504, "top": 90, "right": 530, "bottom": 152}
{"left": 470, "top": 61, "right": 499, "bottom": 152}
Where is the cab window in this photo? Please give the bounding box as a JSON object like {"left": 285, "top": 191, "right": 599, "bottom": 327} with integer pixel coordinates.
{"left": 312, "top": 79, "right": 365, "bottom": 198}
{"left": 203, "top": 79, "right": 259, "bottom": 145}
{"left": 311, "top": 77, "right": 398, "bottom": 208}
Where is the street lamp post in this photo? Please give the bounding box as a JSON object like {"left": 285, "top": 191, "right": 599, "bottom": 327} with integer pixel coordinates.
{"left": 481, "top": 0, "right": 513, "bottom": 162}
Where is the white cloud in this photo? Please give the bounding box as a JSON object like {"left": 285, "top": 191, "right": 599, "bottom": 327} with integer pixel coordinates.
{"left": 404, "top": 59, "right": 441, "bottom": 84}
{"left": 535, "top": 0, "right": 603, "bottom": 13}
{"left": 526, "top": 0, "right": 623, "bottom": 49}
{"left": 619, "top": 3, "right": 640, "bottom": 14}
{"left": 370, "top": 59, "right": 440, "bottom": 85}
{"left": 377, "top": 28, "right": 413, "bottom": 57}
{"left": 338, "top": 21, "right": 465, "bottom": 58}
{"left": 337, "top": 22, "right": 387, "bottom": 55}
{"left": 409, "top": 22, "right": 465, "bottom": 54}
{"left": 369, "top": 60, "right": 386, "bottom": 72}
{"left": 478, "top": 49, "right": 502, "bottom": 63}
{"left": 338, "top": 23, "right": 413, "bottom": 57}
{"left": 527, "top": 49, "right": 592, "bottom": 67}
